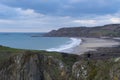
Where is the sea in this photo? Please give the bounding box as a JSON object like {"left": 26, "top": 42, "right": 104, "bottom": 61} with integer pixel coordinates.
{"left": 0, "top": 33, "right": 82, "bottom": 53}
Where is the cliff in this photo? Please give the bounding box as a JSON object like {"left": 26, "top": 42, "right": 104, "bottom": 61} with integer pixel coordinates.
{"left": 0, "top": 46, "right": 120, "bottom": 80}
{"left": 44, "top": 24, "right": 120, "bottom": 37}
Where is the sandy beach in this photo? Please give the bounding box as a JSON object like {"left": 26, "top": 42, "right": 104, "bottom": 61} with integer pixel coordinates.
{"left": 71, "top": 38, "right": 120, "bottom": 55}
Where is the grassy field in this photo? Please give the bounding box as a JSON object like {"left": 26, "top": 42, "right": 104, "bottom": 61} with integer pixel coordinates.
{"left": 0, "top": 45, "right": 79, "bottom": 68}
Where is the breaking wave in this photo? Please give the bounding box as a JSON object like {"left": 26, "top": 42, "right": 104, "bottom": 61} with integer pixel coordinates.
{"left": 46, "top": 38, "right": 82, "bottom": 52}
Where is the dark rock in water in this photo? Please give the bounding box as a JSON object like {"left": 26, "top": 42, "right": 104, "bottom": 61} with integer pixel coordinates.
{"left": 44, "top": 24, "right": 120, "bottom": 37}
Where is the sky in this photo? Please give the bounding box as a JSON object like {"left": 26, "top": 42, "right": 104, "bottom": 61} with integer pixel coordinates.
{"left": 0, "top": 0, "right": 120, "bottom": 32}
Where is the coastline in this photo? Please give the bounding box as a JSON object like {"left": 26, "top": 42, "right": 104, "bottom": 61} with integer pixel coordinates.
{"left": 47, "top": 38, "right": 82, "bottom": 52}
{"left": 69, "top": 38, "right": 120, "bottom": 55}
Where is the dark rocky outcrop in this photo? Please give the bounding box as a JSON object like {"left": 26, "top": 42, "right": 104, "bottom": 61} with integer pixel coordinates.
{"left": 0, "top": 46, "right": 120, "bottom": 80}
{"left": 44, "top": 24, "right": 120, "bottom": 37}
{"left": 0, "top": 52, "right": 70, "bottom": 80}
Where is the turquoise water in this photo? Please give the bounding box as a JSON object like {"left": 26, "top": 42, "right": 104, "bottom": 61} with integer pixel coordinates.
{"left": 0, "top": 33, "right": 81, "bottom": 52}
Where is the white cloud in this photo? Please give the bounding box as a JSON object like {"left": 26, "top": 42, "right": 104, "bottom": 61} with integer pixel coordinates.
{"left": 0, "top": 4, "right": 120, "bottom": 32}
{"left": 15, "top": 8, "right": 45, "bottom": 19}
{"left": 110, "top": 18, "right": 120, "bottom": 23}
{"left": 0, "top": 19, "right": 14, "bottom": 24}
{"left": 73, "top": 20, "right": 96, "bottom": 25}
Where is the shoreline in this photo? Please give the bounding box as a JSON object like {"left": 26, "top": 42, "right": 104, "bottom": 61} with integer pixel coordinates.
{"left": 68, "top": 37, "right": 120, "bottom": 55}
{"left": 47, "top": 38, "right": 82, "bottom": 52}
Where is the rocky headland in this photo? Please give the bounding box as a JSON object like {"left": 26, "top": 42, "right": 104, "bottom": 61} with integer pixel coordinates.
{"left": 0, "top": 43, "right": 120, "bottom": 80}
{"left": 44, "top": 24, "right": 120, "bottom": 37}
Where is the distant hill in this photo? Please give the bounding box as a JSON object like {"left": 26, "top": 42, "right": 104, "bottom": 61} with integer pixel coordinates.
{"left": 44, "top": 24, "right": 120, "bottom": 37}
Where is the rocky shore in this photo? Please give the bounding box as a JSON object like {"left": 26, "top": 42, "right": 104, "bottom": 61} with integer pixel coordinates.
{"left": 0, "top": 39, "right": 120, "bottom": 80}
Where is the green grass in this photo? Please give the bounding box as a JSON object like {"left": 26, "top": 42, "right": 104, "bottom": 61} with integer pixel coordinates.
{"left": 0, "top": 45, "right": 25, "bottom": 62}
{"left": 0, "top": 45, "right": 78, "bottom": 68}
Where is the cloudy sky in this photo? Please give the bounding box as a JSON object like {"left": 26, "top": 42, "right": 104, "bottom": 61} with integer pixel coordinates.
{"left": 0, "top": 0, "right": 120, "bottom": 32}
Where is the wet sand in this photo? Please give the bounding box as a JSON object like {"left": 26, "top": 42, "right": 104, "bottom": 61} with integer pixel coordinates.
{"left": 71, "top": 38, "right": 120, "bottom": 55}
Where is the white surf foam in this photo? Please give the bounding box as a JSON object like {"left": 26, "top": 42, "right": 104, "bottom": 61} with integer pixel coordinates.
{"left": 46, "top": 38, "right": 82, "bottom": 52}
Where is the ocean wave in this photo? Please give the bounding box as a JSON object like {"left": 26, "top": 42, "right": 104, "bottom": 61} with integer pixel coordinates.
{"left": 46, "top": 38, "right": 82, "bottom": 52}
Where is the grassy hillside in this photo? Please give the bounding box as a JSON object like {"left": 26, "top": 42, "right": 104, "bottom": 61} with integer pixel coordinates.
{"left": 0, "top": 45, "right": 79, "bottom": 68}
{"left": 0, "top": 45, "right": 24, "bottom": 62}
{"left": 44, "top": 24, "right": 120, "bottom": 37}
{"left": 0, "top": 45, "right": 120, "bottom": 80}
